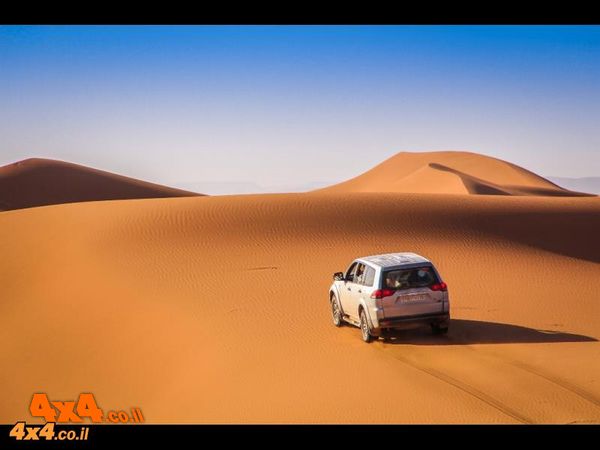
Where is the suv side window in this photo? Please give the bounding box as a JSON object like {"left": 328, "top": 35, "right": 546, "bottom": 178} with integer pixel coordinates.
{"left": 354, "top": 263, "right": 366, "bottom": 284}
{"left": 362, "top": 266, "right": 375, "bottom": 286}
{"left": 346, "top": 262, "right": 358, "bottom": 281}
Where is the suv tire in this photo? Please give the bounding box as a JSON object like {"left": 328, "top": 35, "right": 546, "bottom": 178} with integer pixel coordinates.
{"left": 360, "top": 309, "right": 375, "bottom": 343}
{"left": 331, "top": 296, "right": 343, "bottom": 327}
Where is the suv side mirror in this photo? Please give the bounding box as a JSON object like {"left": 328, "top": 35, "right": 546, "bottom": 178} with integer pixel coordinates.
{"left": 333, "top": 272, "right": 344, "bottom": 281}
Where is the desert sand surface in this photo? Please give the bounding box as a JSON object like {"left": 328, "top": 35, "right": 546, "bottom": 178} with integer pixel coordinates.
{"left": 0, "top": 158, "right": 201, "bottom": 211}
{"left": 1, "top": 186, "right": 600, "bottom": 423}
{"left": 318, "top": 151, "right": 594, "bottom": 196}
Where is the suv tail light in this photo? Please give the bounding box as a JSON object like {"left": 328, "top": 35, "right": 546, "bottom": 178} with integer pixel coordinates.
{"left": 371, "top": 289, "right": 395, "bottom": 299}
{"left": 430, "top": 282, "right": 447, "bottom": 292}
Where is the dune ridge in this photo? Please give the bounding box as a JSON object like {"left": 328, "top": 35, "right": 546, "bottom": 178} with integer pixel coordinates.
{"left": 318, "top": 151, "right": 595, "bottom": 196}
{"left": 0, "top": 158, "right": 202, "bottom": 211}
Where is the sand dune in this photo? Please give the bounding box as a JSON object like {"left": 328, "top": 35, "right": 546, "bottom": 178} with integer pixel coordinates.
{"left": 1, "top": 191, "right": 599, "bottom": 423}
{"left": 548, "top": 176, "right": 600, "bottom": 195}
{"left": 0, "top": 158, "right": 201, "bottom": 211}
{"left": 318, "top": 151, "right": 595, "bottom": 196}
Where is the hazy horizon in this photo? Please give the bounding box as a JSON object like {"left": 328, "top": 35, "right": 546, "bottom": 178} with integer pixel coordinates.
{"left": 1, "top": 25, "right": 599, "bottom": 190}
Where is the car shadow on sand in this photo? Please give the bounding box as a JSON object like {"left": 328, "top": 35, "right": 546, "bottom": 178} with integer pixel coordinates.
{"left": 376, "top": 319, "right": 597, "bottom": 345}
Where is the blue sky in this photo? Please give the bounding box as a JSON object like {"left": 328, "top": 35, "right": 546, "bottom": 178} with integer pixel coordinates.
{"left": 1, "top": 25, "right": 599, "bottom": 193}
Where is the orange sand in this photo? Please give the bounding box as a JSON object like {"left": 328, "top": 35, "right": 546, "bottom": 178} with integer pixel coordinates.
{"left": 1, "top": 151, "right": 599, "bottom": 423}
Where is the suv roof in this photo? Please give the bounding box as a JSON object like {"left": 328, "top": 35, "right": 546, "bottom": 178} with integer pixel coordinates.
{"left": 357, "top": 252, "right": 431, "bottom": 268}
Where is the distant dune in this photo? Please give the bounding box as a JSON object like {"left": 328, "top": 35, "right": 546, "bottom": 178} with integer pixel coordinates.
{"left": 318, "top": 151, "right": 595, "bottom": 196}
{"left": 0, "top": 158, "right": 202, "bottom": 211}
{"left": 548, "top": 176, "right": 600, "bottom": 195}
{"left": 175, "top": 180, "right": 333, "bottom": 195}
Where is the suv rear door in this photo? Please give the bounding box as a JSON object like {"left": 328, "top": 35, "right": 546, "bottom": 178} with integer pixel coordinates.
{"left": 380, "top": 265, "right": 445, "bottom": 319}
{"left": 350, "top": 263, "right": 377, "bottom": 320}
{"left": 338, "top": 262, "right": 358, "bottom": 319}
{"left": 346, "top": 262, "right": 367, "bottom": 320}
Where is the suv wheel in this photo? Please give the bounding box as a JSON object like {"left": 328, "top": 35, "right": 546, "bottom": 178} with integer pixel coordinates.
{"left": 331, "top": 297, "right": 343, "bottom": 327}
{"left": 360, "top": 309, "right": 375, "bottom": 343}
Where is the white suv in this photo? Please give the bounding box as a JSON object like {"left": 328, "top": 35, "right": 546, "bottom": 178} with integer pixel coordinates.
{"left": 329, "top": 252, "right": 450, "bottom": 342}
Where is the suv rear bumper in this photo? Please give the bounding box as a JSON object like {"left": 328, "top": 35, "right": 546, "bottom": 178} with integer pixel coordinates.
{"left": 374, "top": 312, "right": 450, "bottom": 334}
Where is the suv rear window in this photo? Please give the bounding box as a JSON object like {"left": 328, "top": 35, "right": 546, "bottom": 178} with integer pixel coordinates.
{"left": 382, "top": 266, "right": 439, "bottom": 290}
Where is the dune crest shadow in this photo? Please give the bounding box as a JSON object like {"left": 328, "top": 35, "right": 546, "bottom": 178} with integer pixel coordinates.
{"left": 428, "top": 162, "right": 594, "bottom": 197}
{"left": 378, "top": 319, "right": 597, "bottom": 345}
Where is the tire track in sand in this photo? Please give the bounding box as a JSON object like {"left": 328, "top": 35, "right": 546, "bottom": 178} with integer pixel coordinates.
{"left": 374, "top": 341, "right": 533, "bottom": 423}
{"left": 449, "top": 340, "right": 600, "bottom": 411}
{"left": 376, "top": 335, "right": 600, "bottom": 423}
